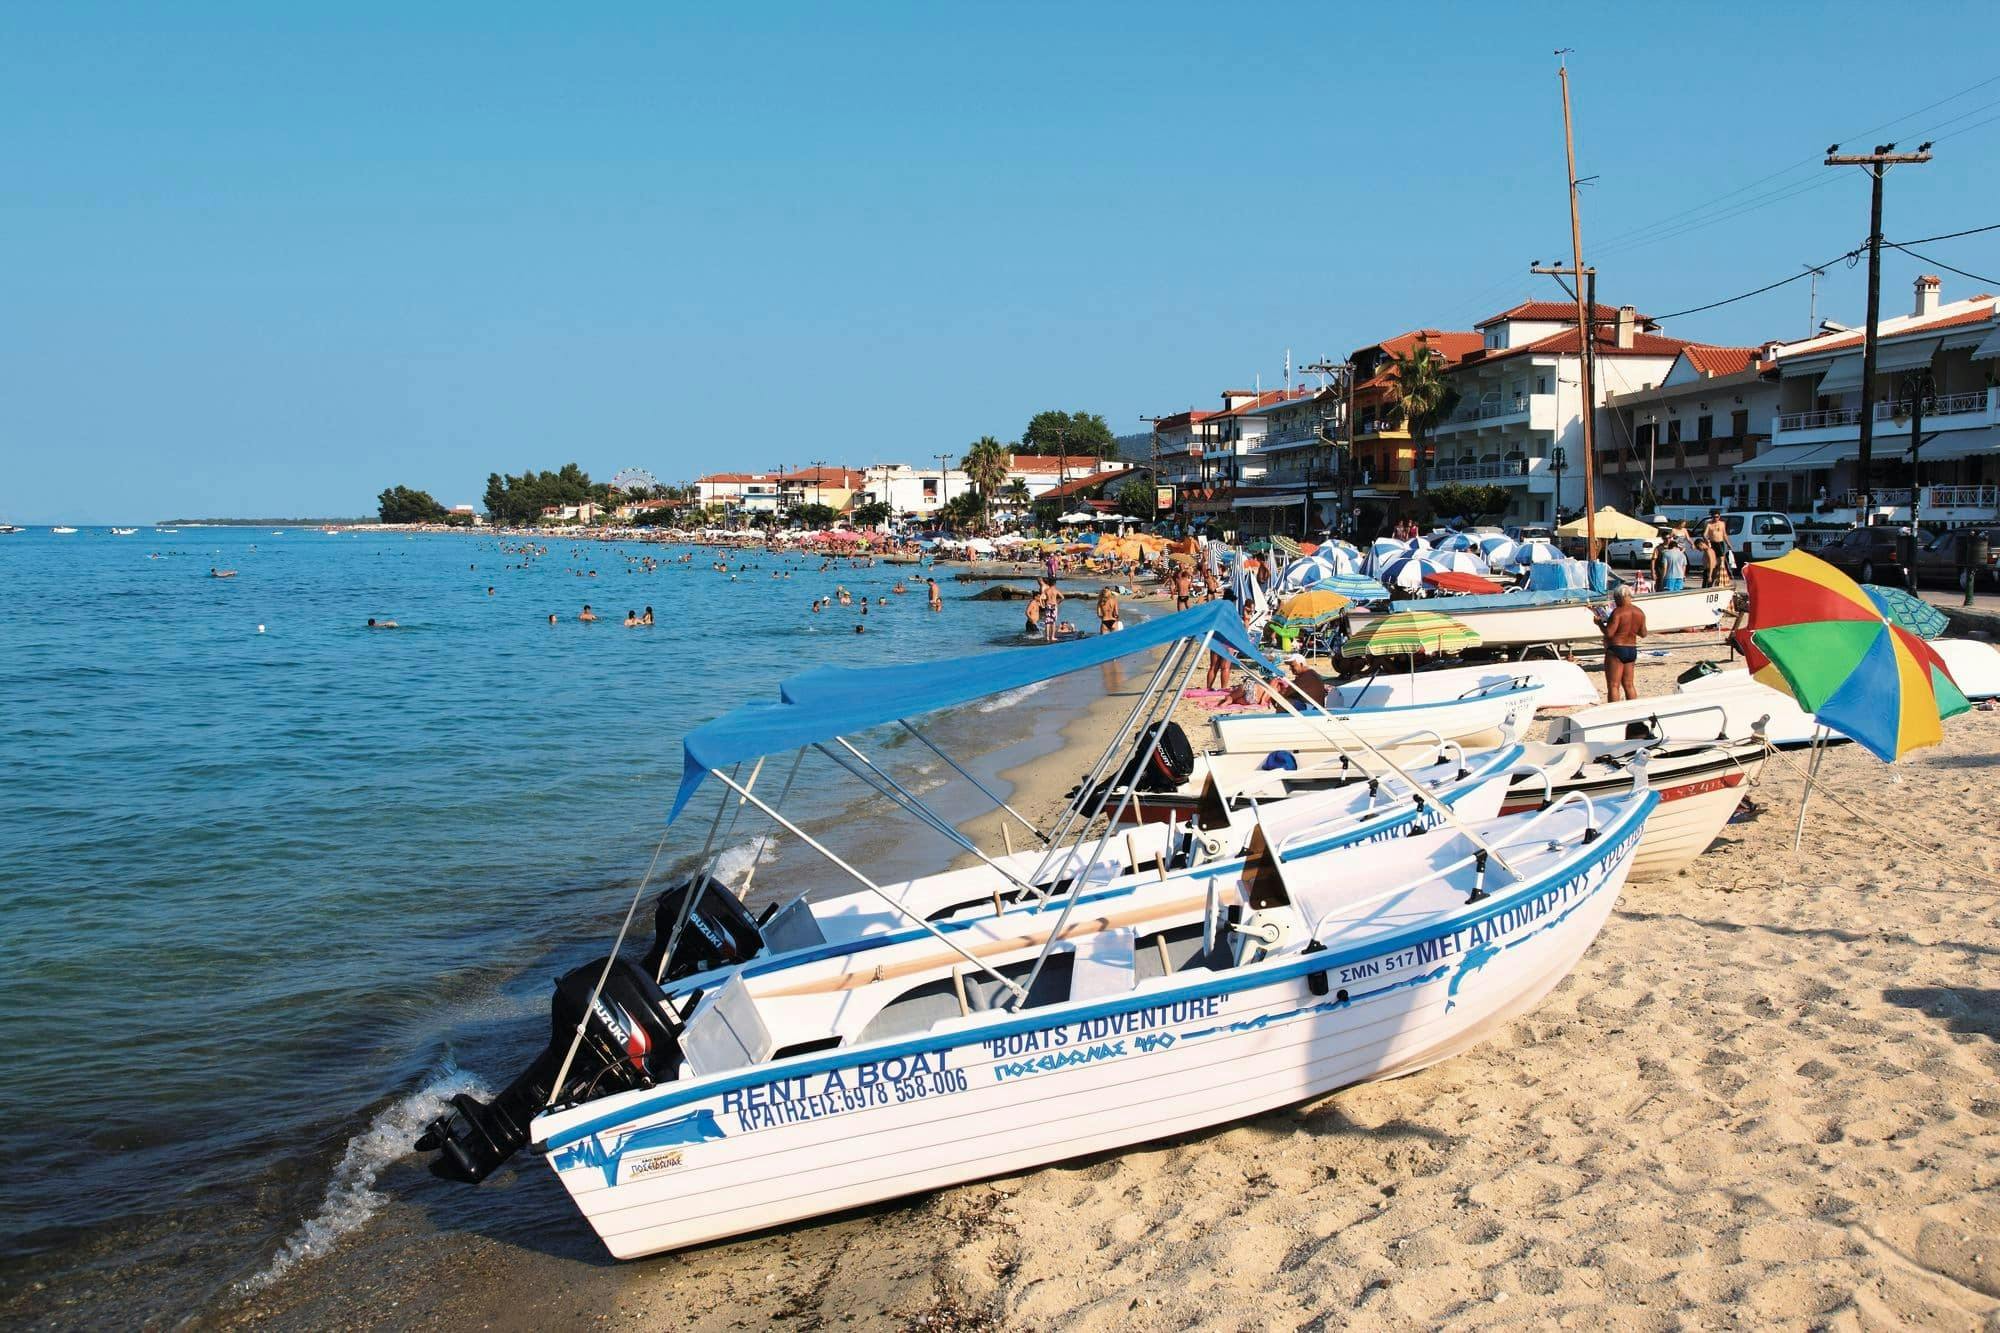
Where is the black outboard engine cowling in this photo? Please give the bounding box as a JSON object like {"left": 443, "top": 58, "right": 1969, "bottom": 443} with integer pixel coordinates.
{"left": 1086, "top": 720, "right": 1195, "bottom": 805}
{"left": 415, "top": 956, "right": 683, "bottom": 1184}
{"left": 640, "top": 875, "right": 766, "bottom": 981}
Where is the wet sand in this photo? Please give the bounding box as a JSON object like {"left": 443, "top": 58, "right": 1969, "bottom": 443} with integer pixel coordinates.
{"left": 207, "top": 642, "right": 2000, "bottom": 1330}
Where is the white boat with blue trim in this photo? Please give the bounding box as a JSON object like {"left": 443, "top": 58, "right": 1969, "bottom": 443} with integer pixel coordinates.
{"left": 415, "top": 604, "right": 1656, "bottom": 1259}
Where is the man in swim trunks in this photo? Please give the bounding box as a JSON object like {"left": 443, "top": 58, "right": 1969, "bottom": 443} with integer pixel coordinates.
{"left": 1598, "top": 585, "right": 1645, "bottom": 702}
{"left": 927, "top": 577, "right": 942, "bottom": 612}
{"left": 1024, "top": 586, "right": 1045, "bottom": 636}
{"left": 1172, "top": 566, "right": 1193, "bottom": 611}
{"left": 579, "top": 604, "right": 597, "bottom": 622}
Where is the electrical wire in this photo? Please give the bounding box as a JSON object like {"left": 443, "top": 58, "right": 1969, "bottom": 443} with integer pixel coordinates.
{"left": 1883, "top": 242, "right": 2000, "bottom": 288}
{"left": 1648, "top": 244, "right": 1865, "bottom": 323}
{"left": 1895, "top": 222, "right": 2000, "bottom": 246}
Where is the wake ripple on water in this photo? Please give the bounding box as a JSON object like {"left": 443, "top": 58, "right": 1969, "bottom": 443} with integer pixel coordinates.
{"left": 708, "top": 836, "right": 781, "bottom": 889}
{"left": 236, "top": 1061, "right": 489, "bottom": 1293}
{"left": 977, "top": 679, "right": 1048, "bottom": 713}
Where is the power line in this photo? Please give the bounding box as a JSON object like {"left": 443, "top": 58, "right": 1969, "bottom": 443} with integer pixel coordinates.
{"left": 1591, "top": 73, "right": 2000, "bottom": 253}
{"left": 1896, "top": 221, "right": 2000, "bottom": 245}
{"left": 1649, "top": 245, "right": 1865, "bottom": 322}
{"left": 1594, "top": 172, "right": 1845, "bottom": 259}
{"left": 1884, "top": 242, "right": 1999, "bottom": 287}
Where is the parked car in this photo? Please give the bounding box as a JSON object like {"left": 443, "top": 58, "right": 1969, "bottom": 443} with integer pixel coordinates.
{"left": 1916, "top": 526, "right": 2000, "bottom": 591}
{"left": 1816, "top": 524, "right": 1915, "bottom": 586}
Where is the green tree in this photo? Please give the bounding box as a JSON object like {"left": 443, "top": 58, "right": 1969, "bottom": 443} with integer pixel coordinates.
{"left": 850, "top": 500, "right": 893, "bottom": 529}
{"left": 1021, "top": 410, "right": 1117, "bottom": 457}
{"left": 377, "top": 485, "right": 449, "bottom": 524}
{"left": 940, "top": 490, "right": 984, "bottom": 532}
{"left": 960, "top": 436, "right": 1010, "bottom": 531}
{"left": 1114, "top": 476, "right": 1157, "bottom": 518}
{"left": 480, "top": 463, "right": 597, "bottom": 526}
{"left": 1422, "top": 483, "right": 1509, "bottom": 525}
{"left": 792, "top": 502, "right": 838, "bottom": 529}
{"left": 1381, "top": 340, "right": 1461, "bottom": 500}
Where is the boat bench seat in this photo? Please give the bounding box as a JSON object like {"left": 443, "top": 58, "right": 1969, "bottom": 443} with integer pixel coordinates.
{"left": 1067, "top": 927, "right": 1137, "bottom": 1001}
{"left": 681, "top": 973, "right": 775, "bottom": 1077}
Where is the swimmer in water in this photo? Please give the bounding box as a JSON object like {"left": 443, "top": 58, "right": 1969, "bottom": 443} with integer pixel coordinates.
{"left": 624, "top": 610, "right": 639, "bottom": 627}
{"left": 210, "top": 568, "right": 237, "bottom": 579}
{"left": 548, "top": 613, "right": 558, "bottom": 625}
{"left": 486, "top": 586, "right": 495, "bottom": 596}
{"left": 367, "top": 618, "right": 398, "bottom": 628}
{"left": 579, "top": 604, "right": 598, "bottom": 622}
{"left": 641, "top": 606, "right": 654, "bottom": 625}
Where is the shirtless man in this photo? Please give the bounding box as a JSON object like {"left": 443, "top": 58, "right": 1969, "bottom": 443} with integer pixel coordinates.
{"left": 1701, "top": 513, "right": 1730, "bottom": 588}
{"left": 1279, "top": 654, "right": 1330, "bottom": 706}
{"left": 1039, "top": 578, "right": 1064, "bottom": 641}
{"left": 927, "top": 577, "right": 943, "bottom": 612}
{"left": 1172, "top": 566, "right": 1194, "bottom": 612}
{"left": 1598, "top": 586, "right": 1646, "bottom": 702}
{"left": 579, "top": 604, "right": 598, "bottom": 622}
{"left": 1095, "top": 586, "right": 1120, "bottom": 634}
{"left": 1023, "top": 586, "right": 1046, "bottom": 637}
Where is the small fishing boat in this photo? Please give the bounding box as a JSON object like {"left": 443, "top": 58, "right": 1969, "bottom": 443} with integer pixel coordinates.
{"left": 51, "top": 526, "right": 77, "bottom": 534}
{"left": 415, "top": 603, "right": 1654, "bottom": 1259}
{"left": 111, "top": 527, "right": 138, "bottom": 535}
{"left": 0, "top": 523, "right": 20, "bottom": 534}
{"left": 1547, "top": 681, "right": 1821, "bottom": 749}
{"left": 1208, "top": 679, "right": 1541, "bottom": 754}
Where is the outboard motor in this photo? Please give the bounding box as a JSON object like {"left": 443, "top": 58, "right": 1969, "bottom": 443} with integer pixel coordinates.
{"left": 416, "top": 956, "right": 683, "bottom": 1184}
{"left": 1085, "top": 720, "right": 1195, "bottom": 806}
{"left": 640, "top": 875, "right": 766, "bottom": 981}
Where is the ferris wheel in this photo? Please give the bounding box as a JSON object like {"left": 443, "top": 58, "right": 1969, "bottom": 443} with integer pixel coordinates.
{"left": 611, "top": 467, "right": 660, "bottom": 494}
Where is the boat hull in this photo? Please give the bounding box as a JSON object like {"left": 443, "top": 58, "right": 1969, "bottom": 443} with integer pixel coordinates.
{"left": 533, "top": 812, "right": 1645, "bottom": 1259}
{"left": 1501, "top": 751, "right": 1761, "bottom": 881}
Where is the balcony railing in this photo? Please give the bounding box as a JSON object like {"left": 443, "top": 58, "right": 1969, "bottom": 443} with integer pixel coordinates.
{"left": 1431, "top": 458, "right": 1531, "bottom": 482}
{"left": 1353, "top": 469, "right": 1412, "bottom": 490}
{"left": 1875, "top": 389, "right": 1990, "bottom": 421}
{"left": 1441, "top": 396, "right": 1530, "bottom": 427}
{"left": 1777, "top": 406, "right": 1862, "bottom": 432}
{"left": 1931, "top": 484, "right": 2000, "bottom": 508}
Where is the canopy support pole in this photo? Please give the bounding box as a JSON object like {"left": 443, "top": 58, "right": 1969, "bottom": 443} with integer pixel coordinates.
{"left": 656, "top": 758, "right": 764, "bottom": 985}
{"left": 898, "top": 721, "right": 1048, "bottom": 844}
{"left": 1258, "top": 682, "right": 1522, "bottom": 881}
{"left": 1792, "top": 724, "right": 1829, "bottom": 853}
{"left": 1026, "top": 640, "right": 1187, "bottom": 889}
{"left": 553, "top": 770, "right": 736, "bottom": 1107}
{"left": 711, "top": 769, "right": 1029, "bottom": 1001}
{"left": 819, "top": 737, "right": 1042, "bottom": 897}
{"left": 1013, "top": 632, "right": 1211, "bottom": 1008}
{"left": 737, "top": 748, "right": 806, "bottom": 899}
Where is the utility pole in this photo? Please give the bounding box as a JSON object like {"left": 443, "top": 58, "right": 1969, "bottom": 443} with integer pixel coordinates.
{"left": 807, "top": 457, "right": 827, "bottom": 515}
{"left": 1552, "top": 52, "right": 1599, "bottom": 556}
{"left": 1825, "top": 140, "right": 1931, "bottom": 525}
{"left": 1531, "top": 261, "right": 1596, "bottom": 525}
{"left": 1302, "top": 357, "right": 1351, "bottom": 538}
{"left": 934, "top": 452, "right": 953, "bottom": 519}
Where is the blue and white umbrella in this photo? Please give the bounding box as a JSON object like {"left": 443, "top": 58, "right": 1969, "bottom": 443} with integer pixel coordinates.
{"left": 1477, "top": 534, "right": 1520, "bottom": 567}
{"left": 1365, "top": 537, "right": 1428, "bottom": 577}
{"left": 1377, "top": 551, "right": 1459, "bottom": 593}
{"left": 1509, "top": 539, "right": 1564, "bottom": 570}
{"left": 1434, "top": 549, "right": 1492, "bottom": 575}
{"left": 1434, "top": 532, "right": 1483, "bottom": 553}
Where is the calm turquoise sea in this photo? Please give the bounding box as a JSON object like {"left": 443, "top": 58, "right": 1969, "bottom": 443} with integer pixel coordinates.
{"left": 0, "top": 526, "right": 1084, "bottom": 1320}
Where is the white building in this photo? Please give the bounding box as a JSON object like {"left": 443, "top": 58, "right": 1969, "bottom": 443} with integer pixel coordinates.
{"left": 1756, "top": 277, "right": 2000, "bottom": 524}
{"left": 693, "top": 472, "right": 784, "bottom": 515}
{"left": 1436, "top": 302, "right": 1695, "bottom": 525}
{"left": 1603, "top": 344, "right": 1781, "bottom": 513}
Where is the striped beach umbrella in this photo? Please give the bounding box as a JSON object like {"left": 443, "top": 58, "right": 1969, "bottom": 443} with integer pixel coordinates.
{"left": 1377, "top": 550, "right": 1459, "bottom": 592}
{"left": 1339, "top": 610, "right": 1482, "bottom": 659}
{"left": 1320, "top": 573, "right": 1392, "bottom": 602}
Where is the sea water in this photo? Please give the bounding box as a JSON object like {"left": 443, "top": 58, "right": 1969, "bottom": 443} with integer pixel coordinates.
{"left": 0, "top": 527, "right": 1100, "bottom": 1320}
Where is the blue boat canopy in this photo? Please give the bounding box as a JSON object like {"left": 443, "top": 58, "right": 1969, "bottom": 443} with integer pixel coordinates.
{"left": 670, "top": 602, "right": 1273, "bottom": 821}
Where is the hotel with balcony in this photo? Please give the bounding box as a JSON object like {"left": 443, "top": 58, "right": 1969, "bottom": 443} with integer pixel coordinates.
{"left": 1435, "top": 301, "right": 1696, "bottom": 525}
{"left": 1754, "top": 277, "right": 2000, "bottom": 525}
{"left": 1347, "top": 329, "right": 1483, "bottom": 522}
{"left": 1602, "top": 343, "right": 1781, "bottom": 513}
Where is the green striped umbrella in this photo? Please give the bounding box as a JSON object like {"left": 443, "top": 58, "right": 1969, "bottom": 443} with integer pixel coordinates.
{"left": 1339, "top": 609, "right": 1481, "bottom": 659}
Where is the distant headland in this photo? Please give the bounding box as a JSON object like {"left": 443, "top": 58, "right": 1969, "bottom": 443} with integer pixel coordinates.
{"left": 155, "top": 517, "right": 375, "bottom": 526}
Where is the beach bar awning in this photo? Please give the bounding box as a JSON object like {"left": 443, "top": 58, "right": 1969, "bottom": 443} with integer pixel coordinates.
{"left": 1232, "top": 492, "right": 1307, "bottom": 510}
{"left": 669, "top": 603, "right": 1275, "bottom": 820}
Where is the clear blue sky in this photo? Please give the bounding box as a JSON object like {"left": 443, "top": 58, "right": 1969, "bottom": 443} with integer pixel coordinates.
{"left": 5, "top": 2, "right": 1997, "bottom": 523}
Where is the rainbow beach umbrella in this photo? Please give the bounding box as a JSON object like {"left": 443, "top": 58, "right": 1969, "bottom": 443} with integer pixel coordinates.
{"left": 1743, "top": 550, "right": 1968, "bottom": 763}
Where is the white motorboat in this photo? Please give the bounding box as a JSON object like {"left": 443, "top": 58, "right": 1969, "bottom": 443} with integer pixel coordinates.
{"left": 1546, "top": 680, "right": 1821, "bottom": 749}
{"left": 1688, "top": 639, "right": 2000, "bottom": 703}
{"left": 51, "top": 526, "right": 77, "bottom": 534}
{"left": 1502, "top": 738, "right": 1764, "bottom": 881}
{"left": 111, "top": 527, "right": 138, "bottom": 535}
{"left": 1313, "top": 659, "right": 1598, "bottom": 711}
{"left": 1629, "top": 585, "right": 1730, "bottom": 632}
{"left": 1208, "top": 680, "right": 1540, "bottom": 754}
{"left": 1423, "top": 600, "right": 1601, "bottom": 651}
{"left": 413, "top": 603, "right": 1655, "bottom": 1260}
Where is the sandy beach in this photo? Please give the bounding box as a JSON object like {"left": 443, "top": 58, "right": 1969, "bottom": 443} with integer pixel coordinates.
{"left": 198, "top": 634, "right": 2000, "bottom": 1332}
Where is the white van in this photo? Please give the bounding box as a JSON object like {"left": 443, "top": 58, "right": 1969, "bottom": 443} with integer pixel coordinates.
{"left": 1615, "top": 510, "right": 1796, "bottom": 570}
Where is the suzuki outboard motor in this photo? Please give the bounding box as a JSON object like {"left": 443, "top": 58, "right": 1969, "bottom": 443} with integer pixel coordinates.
{"left": 641, "top": 875, "right": 766, "bottom": 981}
{"left": 416, "top": 956, "right": 683, "bottom": 1184}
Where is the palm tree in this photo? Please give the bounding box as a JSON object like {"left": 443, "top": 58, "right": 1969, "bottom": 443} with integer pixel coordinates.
{"left": 960, "top": 436, "right": 1011, "bottom": 532}
{"left": 1382, "top": 339, "right": 1461, "bottom": 502}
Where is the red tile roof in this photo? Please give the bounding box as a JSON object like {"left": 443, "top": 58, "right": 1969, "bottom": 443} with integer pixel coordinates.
{"left": 696, "top": 472, "right": 779, "bottom": 484}
{"left": 1792, "top": 302, "right": 1996, "bottom": 355}
{"left": 1476, "top": 300, "right": 1653, "bottom": 328}
{"left": 1041, "top": 467, "right": 1136, "bottom": 501}
{"left": 1453, "top": 323, "right": 1694, "bottom": 369}
{"left": 779, "top": 466, "right": 866, "bottom": 488}
{"left": 1354, "top": 330, "right": 1486, "bottom": 392}
{"left": 1150, "top": 409, "right": 1215, "bottom": 430}
{"left": 1007, "top": 454, "right": 1114, "bottom": 473}
{"left": 1679, "top": 345, "right": 1764, "bottom": 377}
{"left": 1213, "top": 387, "right": 1318, "bottom": 419}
